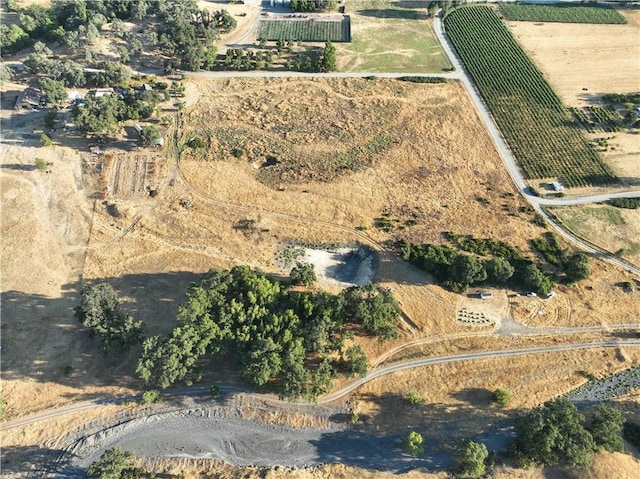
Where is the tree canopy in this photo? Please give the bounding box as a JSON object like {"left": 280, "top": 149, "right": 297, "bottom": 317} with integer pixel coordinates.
{"left": 453, "top": 440, "right": 489, "bottom": 478}
{"left": 87, "top": 447, "right": 153, "bottom": 479}
{"left": 511, "top": 397, "right": 596, "bottom": 468}
{"left": 75, "top": 283, "right": 143, "bottom": 355}
{"left": 136, "top": 266, "right": 399, "bottom": 399}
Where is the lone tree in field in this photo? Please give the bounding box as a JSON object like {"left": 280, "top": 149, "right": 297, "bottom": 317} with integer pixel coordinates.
{"left": 75, "top": 283, "right": 143, "bottom": 355}
{"left": 454, "top": 440, "right": 489, "bottom": 478}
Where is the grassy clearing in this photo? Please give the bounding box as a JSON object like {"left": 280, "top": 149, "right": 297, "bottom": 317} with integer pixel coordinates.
{"left": 335, "top": 1, "right": 451, "bottom": 73}
{"left": 444, "top": 6, "right": 617, "bottom": 187}
{"left": 500, "top": 3, "right": 627, "bottom": 24}
{"left": 552, "top": 205, "right": 640, "bottom": 264}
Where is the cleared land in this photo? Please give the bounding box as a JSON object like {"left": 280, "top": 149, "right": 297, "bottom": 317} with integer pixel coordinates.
{"left": 508, "top": 9, "right": 640, "bottom": 104}
{"left": 500, "top": 3, "right": 627, "bottom": 24}
{"left": 444, "top": 5, "right": 616, "bottom": 188}
{"left": 335, "top": 0, "right": 451, "bottom": 73}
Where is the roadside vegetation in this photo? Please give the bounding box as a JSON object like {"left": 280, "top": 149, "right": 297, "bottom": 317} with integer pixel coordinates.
{"left": 500, "top": 3, "right": 627, "bottom": 24}
{"left": 396, "top": 231, "right": 589, "bottom": 295}
{"left": 444, "top": 6, "right": 617, "bottom": 187}
{"left": 136, "top": 266, "right": 400, "bottom": 399}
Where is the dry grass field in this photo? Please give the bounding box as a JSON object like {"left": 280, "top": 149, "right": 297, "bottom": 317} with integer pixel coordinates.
{"left": 2, "top": 75, "right": 640, "bottom": 478}
{"left": 551, "top": 205, "right": 640, "bottom": 268}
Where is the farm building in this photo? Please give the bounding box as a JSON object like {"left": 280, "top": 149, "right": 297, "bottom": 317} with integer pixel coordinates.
{"left": 14, "top": 87, "right": 43, "bottom": 110}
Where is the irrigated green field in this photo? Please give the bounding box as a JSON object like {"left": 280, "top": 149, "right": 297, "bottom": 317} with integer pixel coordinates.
{"left": 258, "top": 18, "right": 350, "bottom": 42}
{"left": 335, "top": 1, "right": 452, "bottom": 73}
{"left": 444, "top": 6, "right": 617, "bottom": 188}
{"left": 500, "top": 3, "right": 627, "bottom": 24}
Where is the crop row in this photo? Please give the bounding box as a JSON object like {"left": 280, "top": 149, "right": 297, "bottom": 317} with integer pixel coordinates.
{"left": 444, "top": 6, "right": 617, "bottom": 187}
{"left": 500, "top": 3, "right": 627, "bottom": 24}
{"left": 258, "top": 19, "right": 350, "bottom": 42}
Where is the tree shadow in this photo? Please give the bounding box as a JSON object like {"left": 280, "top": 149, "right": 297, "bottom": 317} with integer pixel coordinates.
{"left": 0, "top": 271, "right": 204, "bottom": 394}
{"left": 1, "top": 445, "right": 84, "bottom": 478}
{"left": 311, "top": 392, "right": 519, "bottom": 472}
{"left": 0, "top": 163, "right": 38, "bottom": 171}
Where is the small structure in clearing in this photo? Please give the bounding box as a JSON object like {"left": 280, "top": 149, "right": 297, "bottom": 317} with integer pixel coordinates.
{"left": 14, "top": 87, "right": 43, "bottom": 110}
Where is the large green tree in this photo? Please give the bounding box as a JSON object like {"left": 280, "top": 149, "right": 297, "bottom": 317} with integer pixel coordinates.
{"left": 454, "top": 440, "right": 489, "bottom": 478}
{"left": 39, "top": 77, "right": 67, "bottom": 108}
{"left": 511, "top": 397, "right": 595, "bottom": 468}
{"left": 588, "top": 404, "right": 625, "bottom": 453}
{"left": 72, "top": 94, "right": 124, "bottom": 135}
{"left": 75, "top": 283, "right": 143, "bottom": 355}
{"left": 320, "top": 41, "right": 337, "bottom": 72}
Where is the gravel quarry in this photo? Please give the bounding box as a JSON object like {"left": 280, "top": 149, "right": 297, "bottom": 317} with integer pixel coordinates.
{"left": 61, "top": 407, "right": 448, "bottom": 476}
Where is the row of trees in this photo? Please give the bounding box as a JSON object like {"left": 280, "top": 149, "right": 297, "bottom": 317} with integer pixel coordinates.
{"left": 135, "top": 266, "right": 400, "bottom": 398}
{"left": 290, "top": 0, "right": 338, "bottom": 12}
{"left": 397, "top": 230, "right": 591, "bottom": 294}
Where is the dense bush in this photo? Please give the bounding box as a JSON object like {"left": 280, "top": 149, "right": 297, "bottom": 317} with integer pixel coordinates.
{"left": 607, "top": 197, "right": 640, "bottom": 209}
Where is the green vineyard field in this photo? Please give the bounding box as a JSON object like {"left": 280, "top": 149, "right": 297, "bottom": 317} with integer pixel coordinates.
{"left": 258, "top": 18, "right": 351, "bottom": 42}
{"left": 444, "top": 6, "right": 617, "bottom": 187}
{"left": 500, "top": 3, "right": 627, "bottom": 24}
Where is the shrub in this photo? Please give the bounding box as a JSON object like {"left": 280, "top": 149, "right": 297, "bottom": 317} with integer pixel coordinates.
{"left": 404, "top": 431, "right": 424, "bottom": 456}
{"left": 290, "top": 262, "right": 317, "bottom": 287}
{"left": 406, "top": 391, "right": 423, "bottom": 406}
{"left": 209, "top": 385, "right": 220, "bottom": 398}
{"left": 35, "top": 158, "right": 47, "bottom": 171}
{"left": 141, "top": 390, "right": 162, "bottom": 404}
{"left": 187, "top": 136, "right": 205, "bottom": 149}
{"left": 493, "top": 388, "right": 511, "bottom": 407}
{"left": 40, "top": 133, "right": 52, "bottom": 146}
